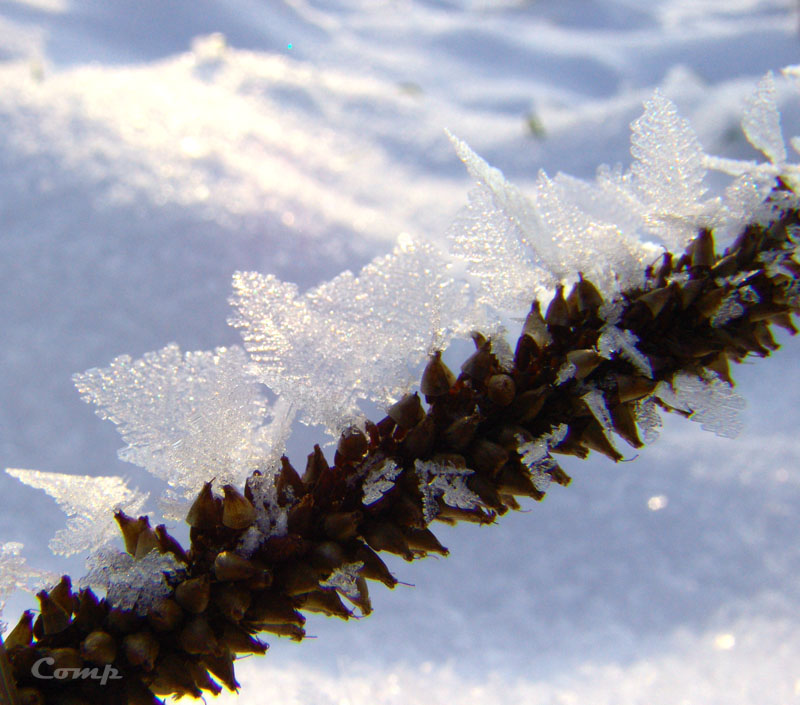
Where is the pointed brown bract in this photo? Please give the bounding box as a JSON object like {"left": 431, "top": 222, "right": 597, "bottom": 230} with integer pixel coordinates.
{"left": 420, "top": 351, "right": 456, "bottom": 397}
{"left": 222, "top": 484, "right": 257, "bottom": 530}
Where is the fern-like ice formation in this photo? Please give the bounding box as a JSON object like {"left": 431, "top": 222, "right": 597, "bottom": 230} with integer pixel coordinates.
{"left": 2, "top": 67, "right": 800, "bottom": 705}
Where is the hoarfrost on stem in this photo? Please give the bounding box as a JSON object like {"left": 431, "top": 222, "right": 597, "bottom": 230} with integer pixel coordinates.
{"left": 362, "top": 458, "right": 402, "bottom": 506}
{"left": 414, "top": 459, "right": 481, "bottom": 523}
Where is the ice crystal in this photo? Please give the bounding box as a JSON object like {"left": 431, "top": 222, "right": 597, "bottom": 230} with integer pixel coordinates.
{"left": 517, "top": 424, "right": 568, "bottom": 492}
{"left": 320, "top": 562, "right": 364, "bottom": 603}
{"left": 554, "top": 362, "right": 576, "bottom": 386}
{"left": 0, "top": 543, "right": 54, "bottom": 629}
{"left": 629, "top": 90, "right": 709, "bottom": 251}
{"left": 742, "top": 72, "right": 786, "bottom": 166}
{"left": 597, "top": 325, "right": 653, "bottom": 378}
{"left": 230, "top": 236, "right": 469, "bottom": 433}
{"left": 73, "top": 344, "right": 287, "bottom": 510}
{"left": 655, "top": 372, "right": 746, "bottom": 438}
{"left": 5, "top": 469, "right": 148, "bottom": 557}
{"left": 237, "top": 470, "right": 289, "bottom": 558}
{"left": 80, "top": 547, "right": 181, "bottom": 615}
{"left": 362, "top": 458, "right": 402, "bottom": 506}
{"left": 581, "top": 388, "right": 614, "bottom": 433}
{"left": 414, "top": 459, "right": 480, "bottom": 523}
{"left": 634, "top": 397, "right": 662, "bottom": 444}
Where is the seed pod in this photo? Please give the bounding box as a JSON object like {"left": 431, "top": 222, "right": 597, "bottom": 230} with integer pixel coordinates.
{"left": 609, "top": 403, "right": 643, "bottom": 449}
{"left": 436, "top": 504, "right": 494, "bottom": 524}
{"left": 246, "top": 593, "right": 305, "bottom": 626}
{"left": 580, "top": 419, "right": 624, "bottom": 462}
{"left": 179, "top": 616, "right": 220, "bottom": 655}
{"left": 80, "top": 630, "right": 117, "bottom": 665}
{"left": 386, "top": 392, "right": 425, "bottom": 430}
{"left": 323, "top": 511, "right": 362, "bottom": 542}
{"left": 200, "top": 649, "right": 240, "bottom": 692}
{"left": 420, "top": 351, "right": 456, "bottom": 397}
{"left": 351, "top": 542, "right": 397, "bottom": 588}
{"left": 487, "top": 374, "right": 516, "bottom": 406}
{"left": 312, "top": 541, "right": 347, "bottom": 571}
{"left": 298, "top": 589, "right": 352, "bottom": 619}
{"left": 221, "top": 624, "right": 269, "bottom": 655}
{"left": 155, "top": 524, "right": 189, "bottom": 563}
{"left": 277, "top": 456, "right": 305, "bottom": 503}
{"left": 4, "top": 610, "right": 34, "bottom": 649}
{"left": 147, "top": 598, "right": 183, "bottom": 632}
{"left": 123, "top": 631, "right": 159, "bottom": 670}
{"left": 48, "top": 575, "right": 74, "bottom": 616}
{"left": 401, "top": 527, "right": 448, "bottom": 555}
{"left": 460, "top": 343, "right": 494, "bottom": 382}
{"left": 175, "top": 575, "right": 211, "bottom": 614}
{"left": 363, "top": 521, "right": 414, "bottom": 561}
{"left": 545, "top": 284, "right": 570, "bottom": 328}
{"left": 637, "top": 286, "right": 674, "bottom": 318}
{"left": 257, "top": 622, "right": 305, "bottom": 641}
{"left": 615, "top": 374, "right": 656, "bottom": 403}
{"left": 679, "top": 279, "right": 705, "bottom": 308}
{"left": 287, "top": 493, "right": 315, "bottom": 536}
{"left": 221, "top": 484, "right": 256, "bottom": 530}
{"left": 498, "top": 463, "right": 544, "bottom": 500}
{"left": 565, "top": 349, "right": 602, "bottom": 381}
{"left": 106, "top": 606, "right": 142, "bottom": 635}
{"left": 521, "top": 300, "right": 552, "bottom": 348}
{"left": 401, "top": 413, "right": 436, "bottom": 459}
{"left": 48, "top": 647, "right": 83, "bottom": 672}
{"left": 695, "top": 287, "right": 726, "bottom": 318}
{"left": 214, "top": 551, "right": 261, "bottom": 582}
{"left": 704, "top": 352, "right": 732, "bottom": 386}
{"left": 150, "top": 654, "right": 203, "bottom": 699}
{"left": 37, "top": 590, "right": 70, "bottom": 635}
{"left": 345, "top": 576, "right": 372, "bottom": 616}
{"left": 550, "top": 465, "right": 572, "bottom": 486}
{"left": 508, "top": 389, "right": 546, "bottom": 423}
{"left": 72, "top": 588, "right": 105, "bottom": 633}
{"left": 443, "top": 414, "right": 480, "bottom": 450}
{"left": 214, "top": 584, "right": 252, "bottom": 622}
{"left": 133, "top": 517, "right": 159, "bottom": 560}
{"left": 302, "top": 444, "right": 330, "bottom": 487}
{"left": 16, "top": 689, "right": 44, "bottom": 705}
{"left": 186, "top": 481, "right": 221, "bottom": 530}
{"left": 335, "top": 426, "right": 369, "bottom": 465}
{"left": 754, "top": 321, "right": 779, "bottom": 350}
{"left": 466, "top": 472, "right": 505, "bottom": 511}
{"left": 568, "top": 274, "right": 604, "bottom": 314}
{"left": 469, "top": 439, "right": 509, "bottom": 475}
{"left": 277, "top": 562, "right": 321, "bottom": 596}
{"left": 691, "top": 229, "right": 715, "bottom": 269}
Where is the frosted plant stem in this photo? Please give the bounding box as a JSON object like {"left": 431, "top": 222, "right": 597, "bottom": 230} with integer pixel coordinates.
{"left": 2, "top": 196, "right": 798, "bottom": 705}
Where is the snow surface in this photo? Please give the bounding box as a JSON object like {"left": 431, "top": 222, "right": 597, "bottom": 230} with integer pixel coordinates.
{"left": 2, "top": 1, "right": 800, "bottom": 703}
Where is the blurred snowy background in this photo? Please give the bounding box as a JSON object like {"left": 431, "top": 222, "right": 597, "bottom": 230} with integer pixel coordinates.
{"left": 2, "top": 0, "right": 800, "bottom": 703}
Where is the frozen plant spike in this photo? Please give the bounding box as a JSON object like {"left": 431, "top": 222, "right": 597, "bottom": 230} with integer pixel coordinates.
{"left": 655, "top": 372, "right": 746, "bottom": 439}
{"left": 630, "top": 90, "right": 708, "bottom": 251}
{"left": 742, "top": 72, "right": 787, "bottom": 166}
{"left": 80, "top": 547, "right": 181, "bottom": 615}
{"left": 73, "top": 344, "right": 286, "bottom": 502}
{"left": 5, "top": 469, "right": 148, "bottom": 557}
{"left": 362, "top": 459, "right": 401, "bottom": 506}
{"left": 414, "top": 459, "right": 480, "bottom": 523}
{"left": 230, "top": 236, "right": 469, "bottom": 433}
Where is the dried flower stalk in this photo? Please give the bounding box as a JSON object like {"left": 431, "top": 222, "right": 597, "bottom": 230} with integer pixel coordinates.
{"left": 2, "top": 197, "right": 799, "bottom": 704}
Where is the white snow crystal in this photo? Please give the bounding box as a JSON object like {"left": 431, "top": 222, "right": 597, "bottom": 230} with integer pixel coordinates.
{"left": 655, "top": 372, "right": 746, "bottom": 438}
{"left": 517, "top": 425, "right": 568, "bottom": 492}
{"left": 362, "top": 458, "right": 402, "bottom": 506}
{"left": 629, "top": 90, "right": 710, "bottom": 251}
{"left": 597, "top": 325, "right": 653, "bottom": 378}
{"left": 237, "top": 469, "right": 288, "bottom": 557}
{"left": 80, "top": 547, "right": 181, "bottom": 615}
{"left": 0, "top": 543, "right": 55, "bottom": 630}
{"left": 320, "top": 562, "right": 364, "bottom": 603}
{"left": 634, "top": 397, "right": 662, "bottom": 444}
{"left": 581, "top": 388, "right": 614, "bottom": 433}
{"left": 414, "top": 459, "right": 481, "bottom": 524}
{"left": 73, "top": 344, "right": 288, "bottom": 506}
{"left": 5, "top": 469, "right": 148, "bottom": 557}
{"left": 742, "top": 72, "right": 787, "bottom": 166}
{"left": 229, "top": 235, "right": 469, "bottom": 433}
